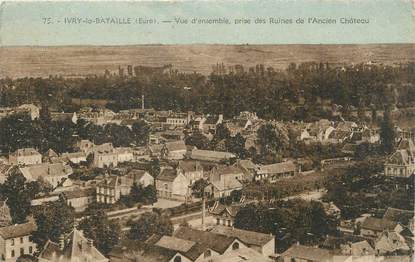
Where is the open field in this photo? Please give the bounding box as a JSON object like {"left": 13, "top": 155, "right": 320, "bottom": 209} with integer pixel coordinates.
{"left": 1, "top": 44, "right": 414, "bottom": 78}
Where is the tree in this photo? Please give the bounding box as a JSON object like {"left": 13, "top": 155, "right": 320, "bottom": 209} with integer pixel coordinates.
{"left": 210, "top": 123, "right": 230, "bottom": 149}
{"left": 31, "top": 196, "right": 75, "bottom": 248}
{"left": 149, "top": 159, "right": 161, "bottom": 180}
{"left": 226, "top": 133, "right": 247, "bottom": 159}
{"left": 129, "top": 212, "right": 173, "bottom": 241}
{"left": 142, "top": 185, "right": 157, "bottom": 204}
{"left": 1, "top": 169, "right": 38, "bottom": 224}
{"left": 380, "top": 108, "right": 396, "bottom": 154}
{"left": 78, "top": 210, "right": 120, "bottom": 254}
{"left": 132, "top": 120, "right": 150, "bottom": 146}
{"left": 105, "top": 124, "right": 135, "bottom": 147}
{"left": 256, "top": 123, "right": 283, "bottom": 161}
{"left": 130, "top": 182, "right": 144, "bottom": 203}
{"left": 185, "top": 131, "right": 210, "bottom": 150}
{"left": 191, "top": 179, "right": 210, "bottom": 198}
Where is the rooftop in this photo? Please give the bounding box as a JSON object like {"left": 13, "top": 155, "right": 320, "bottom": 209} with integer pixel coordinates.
{"left": 281, "top": 244, "right": 334, "bottom": 262}
{"left": 157, "top": 168, "right": 179, "bottom": 182}
{"left": 361, "top": 217, "right": 398, "bottom": 232}
{"left": 210, "top": 225, "right": 274, "bottom": 247}
{"left": 38, "top": 229, "right": 108, "bottom": 261}
{"left": 0, "top": 221, "right": 37, "bottom": 239}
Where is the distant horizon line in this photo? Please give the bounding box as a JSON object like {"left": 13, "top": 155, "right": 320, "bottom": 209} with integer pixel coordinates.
{"left": 1, "top": 43, "right": 415, "bottom": 48}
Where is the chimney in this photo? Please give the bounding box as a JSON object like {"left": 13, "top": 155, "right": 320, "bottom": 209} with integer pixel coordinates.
{"left": 59, "top": 235, "right": 65, "bottom": 250}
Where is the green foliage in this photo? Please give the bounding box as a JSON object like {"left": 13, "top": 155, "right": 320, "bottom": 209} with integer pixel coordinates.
{"left": 143, "top": 185, "right": 157, "bottom": 204}
{"left": 324, "top": 159, "right": 413, "bottom": 219}
{"left": 380, "top": 109, "right": 396, "bottom": 154}
{"left": 129, "top": 212, "right": 173, "bottom": 241}
{"left": 0, "top": 169, "right": 44, "bottom": 224}
{"left": 185, "top": 131, "right": 210, "bottom": 150}
{"left": 191, "top": 179, "right": 210, "bottom": 198}
{"left": 234, "top": 199, "right": 335, "bottom": 251}
{"left": 1, "top": 63, "right": 415, "bottom": 120}
{"left": 149, "top": 159, "right": 161, "bottom": 179}
{"left": 78, "top": 210, "right": 120, "bottom": 254}
{"left": 31, "top": 196, "right": 75, "bottom": 248}
{"left": 121, "top": 183, "right": 157, "bottom": 206}
{"left": 131, "top": 120, "right": 150, "bottom": 146}
{"left": 225, "top": 133, "right": 247, "bottom": 159}
{"left": 255, "top": 123, "right": 287, "bottom": 163}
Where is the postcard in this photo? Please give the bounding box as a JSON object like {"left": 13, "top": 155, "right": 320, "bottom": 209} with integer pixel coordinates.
{"left": 0, "top": 0, "right": 414, "bottom": 261}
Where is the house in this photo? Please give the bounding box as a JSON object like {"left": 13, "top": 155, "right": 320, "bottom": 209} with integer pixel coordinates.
{"left": 382, "top": 207, "right": 414, "bottom": 234}
{"left": 60, "top": 152, "right": 87, "bottom": 164}
{"left": 127, "top": 169, "right": 154, "bottom": 188}
{"left": 205, "top": 166, "right": 244, "bottom": 198}
{"left": 115, "top": 225, "right": 253, "bottom": 262}
{"left": 8, "top": 148, "right": 42, "bottom": 166}
{"left": 202, "top": 114, "right": 223, "bottom": 133}
{"left": 208, "top": 248, "right": 272, "bottom": 262}
{"left": 166, "top": 112, "right": 190, "bottom": 127}
{"left": 0, "top": 164, "right": 14, "bottom": 183}
{"left": 19, "top": 163, "right": 73, "bottom": 188}
{"left": 115, "top": 147, "right": 134, "bottom": 163}
{"left": 255, "top": 161, "right": 297, "bottom": 182}
{"left": 177, "top": 160, "right": 204, "bottom": 184}
{"left": 280, "top": 244, "right": 342, "bottom": 262}
{"left": 96, "top": 175, "right": 126, "bottom": 204}
{"left": 322, "top": 202, "right": 341, "bottom": 220}
{"left": 237, "top": 159, "right": 257, "bottom": 181}
{"left": 93, "top": 148, "right": 118, "bottom": 168}
{"left": 340, "top": 240, "right": 375, "bottom": 256}
{"left": 61, "top": 188, "right": 96, "bottom": 212}
{"left": 187, "top": 149, "right": 236, "bottom": 163}
{"left": 75, "top": 139, "right": 95, "bottom": 154}
{"left": 209, "top": 165, "right": 246, "bottom": 183}
{"left": 0, "top": 221, "right": 37, "bottom": 262}
{"left": 155, "top": 168, "right": 190, "bottom": 201}
{"left": 148, "top": 144, "right": 164, "bottom": 158}
{"left": 209, "top": 202, "right": 241, "bottom": 227}
{"left": 205, "top": 178, "right": 243, "bottom": 199}
{"left": 374, "top": 231, "right": 410, "bottom": 255}
{"left": 161, "top": 140, "right": 187, "bottom": 160}
{"left": 210, "top": 225, "right": 275, "bottom": 257}
{"left": 16, "top": 104, "right": 40, "bottom": 120}
{"left": 0, "top": 200, "right": 12, "bottom": 227}
{"left": 43, "top": 149, "right": 59, "bottom": 163}
{"left": 37, "top": 228, "right": 108, "bottom": 262}
{"left": 384, "top": 139, "right": 415, "bottom": 177}
{"left": 172, "top": 226, "right": 249, "bottom": 259}
{"left": 360, "top": 217, "right": 403, "bottom": 238}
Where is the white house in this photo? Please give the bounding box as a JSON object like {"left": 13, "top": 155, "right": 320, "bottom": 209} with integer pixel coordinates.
{"left": 19, "top": 163, "right": 73, "bottom": 188}
{"left": 0, "top": 221, "right": 37, "bottom": 262}
{"left": 8, "top": 148, "right": 42, "bottom": 166}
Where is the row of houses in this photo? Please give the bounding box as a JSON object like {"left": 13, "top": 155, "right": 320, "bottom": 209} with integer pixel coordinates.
{"left": 109, "top": 225, "right": 275, "bottom": 261}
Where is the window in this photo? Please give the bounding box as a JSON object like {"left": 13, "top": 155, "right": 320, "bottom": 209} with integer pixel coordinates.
{"left": 29, "top": 246, "right": 33, "bottom": 254}
{"left": 20, "top": 237, "right": 23, "bottom": 244}
{"left": 216, "top": 218, "right": 220, "bottom": 225}
{"left": 20, "top": 248, "right": 24, "bottom": 256}
{"left": 232, "top": 242, "right": 239, "bottom": 250}
{"left": 204, "top": 250, "right": 212, "bottom": 258}
{"left": 11, "top": 250, "right": 15, "bottom": 257}
{"left": 11, "top": 239, "right": 14, "bottom": 246}
{"left": 174, "top": 256, "right": 182, "bottom": 262}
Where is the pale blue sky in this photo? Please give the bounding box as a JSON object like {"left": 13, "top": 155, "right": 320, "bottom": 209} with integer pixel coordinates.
{"left": 0, "top": 0, "right": 414, "bottom": 46}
